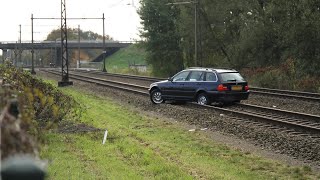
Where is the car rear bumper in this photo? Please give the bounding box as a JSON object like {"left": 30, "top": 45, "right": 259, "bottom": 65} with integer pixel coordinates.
{"left": 207, "top": 91, "right": 250, "bottom": 102}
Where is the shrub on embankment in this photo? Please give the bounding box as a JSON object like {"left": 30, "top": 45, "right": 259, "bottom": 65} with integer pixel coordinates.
{"left": 241, "top": 59, "right": 320, "bottom": 93}
{"left": 0, "top": 63, "right": 81, "bottom": 159}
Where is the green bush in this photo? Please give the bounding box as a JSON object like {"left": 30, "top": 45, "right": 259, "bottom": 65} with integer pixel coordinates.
{"left": 242, "top": 61, "right": 320, "bottom": 93}
{"left": 0, "top": 62, "right": 82, "bottom": 159}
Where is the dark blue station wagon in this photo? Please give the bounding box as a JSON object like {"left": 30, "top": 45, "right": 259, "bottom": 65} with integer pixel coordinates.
{"left": 149, "top": 67, "right": 250, "bottom": 105}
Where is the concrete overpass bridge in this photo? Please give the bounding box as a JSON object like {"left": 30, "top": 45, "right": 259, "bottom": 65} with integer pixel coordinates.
{"left": 0, "top": 40, "right": 133, "bottom": 66}
{"left": 0, "top": 40, "right": 132, "bottom": 50}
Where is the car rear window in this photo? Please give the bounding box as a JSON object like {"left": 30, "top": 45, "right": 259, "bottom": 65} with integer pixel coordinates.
{"left": 219, "top": 72, "right": 245, "bottom": 82}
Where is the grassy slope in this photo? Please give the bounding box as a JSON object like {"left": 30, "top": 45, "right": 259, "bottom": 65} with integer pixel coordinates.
{"left": 40, "top": 83, "right": 319, "bottom": 179}
{"left": 105, "top": 44, "right": 148, "bottom": 74}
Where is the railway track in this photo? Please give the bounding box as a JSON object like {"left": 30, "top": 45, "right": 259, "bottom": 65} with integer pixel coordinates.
{"left": 250, "top": 87, "right": 320, "bottom": 102}
{"left": 46, "top": 70, "right": 148, "bottom": 95}
{"left": 71, "top": 69, "right": 320, "bottom": 102}
{"left": 225, "top": 103, "right": 320, "bottom": 135}
{"left": 43, "top": 69, "right": 320, "bottom": 137}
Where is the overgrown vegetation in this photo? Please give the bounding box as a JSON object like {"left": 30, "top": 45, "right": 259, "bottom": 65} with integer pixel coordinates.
{"left": 241, "top": 59, "right": 320, "bottom": 92}
{"left": 0, "top": 63, "right": 81, "bottom": 159}
{"left": 138, "top": 0, "right": 320, "bottom": 92}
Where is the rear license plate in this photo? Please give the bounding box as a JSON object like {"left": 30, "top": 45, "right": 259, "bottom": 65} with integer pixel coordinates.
{"left": 231, "top": 85, "right": 242, "bottom": 91}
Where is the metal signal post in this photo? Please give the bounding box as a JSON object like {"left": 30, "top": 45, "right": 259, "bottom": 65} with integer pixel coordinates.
{"left": 31, "top": 14, "right": 36, "bottom": 74}
{"left": 166, "top": 1, "right": 199, "bottom": 66}
{"left": 102, "top": 13, "right": 107, "bottom": 72}
{"left": 58, "top": 0, "right": 73, "bottom": 87}
{"left": 78, "top": 25, "right": 80, "bottom": 68}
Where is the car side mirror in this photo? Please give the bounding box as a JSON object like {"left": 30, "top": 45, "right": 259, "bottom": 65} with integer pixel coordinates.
{"left": 168, "top": 77, "right": 173, "bottom": 81}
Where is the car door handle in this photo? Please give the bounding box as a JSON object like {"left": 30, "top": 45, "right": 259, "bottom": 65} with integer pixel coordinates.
{"left": 196, "top": 83, "right": 201, "bottom": 85}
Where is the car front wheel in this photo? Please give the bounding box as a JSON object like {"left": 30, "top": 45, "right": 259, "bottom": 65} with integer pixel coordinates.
{"left": 150, "top": 89, "right": 164, "bottom": 104}
{"left": 197, "top": 93, "right": 210, "bottom": 105}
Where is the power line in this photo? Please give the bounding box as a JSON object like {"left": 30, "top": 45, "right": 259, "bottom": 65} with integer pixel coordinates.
{"left": 107, "top": 0, "right": 126, "bottom": 8}
{"left": 22, "top": 24, "right": 61, "bottom": 27}
{"left": 33, "top": 17, "right": 102, "bottom": 20}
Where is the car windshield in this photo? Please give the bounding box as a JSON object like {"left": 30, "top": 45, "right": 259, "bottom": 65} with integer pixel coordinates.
{"left": 220, "top": 72, "right": 245, "bottom": 82}
{"left": 172, "top": 71, "right": 190, "bottom": 82}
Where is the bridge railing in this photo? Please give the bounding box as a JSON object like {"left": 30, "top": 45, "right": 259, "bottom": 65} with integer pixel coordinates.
{"left": 0, "top": 40, "right": 139, "bottom": 44}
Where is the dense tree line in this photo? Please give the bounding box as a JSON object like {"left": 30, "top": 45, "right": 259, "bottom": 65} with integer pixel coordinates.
{"left": 139, "top": 0, "right": 184, "bottom": 77}
{"left": 139, "top": 0, "right": 320, "bottom": 78}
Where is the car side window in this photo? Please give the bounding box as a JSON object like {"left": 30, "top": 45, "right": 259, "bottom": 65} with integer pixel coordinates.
{"left": 172, "top": 71, "right": 190, "bottom": 82}
{"left": 205, "top": 72, "right": 217, "bottom": 81}
{"left": 187, "top": 71, "right": 204, "bottom": 81}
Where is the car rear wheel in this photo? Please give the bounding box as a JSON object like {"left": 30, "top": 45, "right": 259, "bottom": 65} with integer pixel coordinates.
{"left": 150, "top": 89, "right": 164, "bottom": 104}
{"left": 197, "top": 93, "right": 210, "bottom": 105}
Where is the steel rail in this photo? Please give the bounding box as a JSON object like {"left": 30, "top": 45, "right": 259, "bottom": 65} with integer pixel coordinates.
{"left": 71, "top": 71, "right": 147, "bottom": 91}
{"left": 191, "top": 103, "right": 320, "bottom": 134}
{"left": 250, "top": 88, "right": 320, "bottom": 102}
{"left": 44, "top": 70, "right": 148, "bottom": 95}
{"left": 72, "top": 69, "right": 162, "bottom": 82}
{"left": 251, "top": 87, "right": 320, "bottom": 98}
{"left": 227, "top": 103, "right": 320, "bottom": 132}
{"left": 44, "top": 69, "right": 320, "bottom": 134}
{"left": 238, "top": 103, "right": 320, "bottom": 122}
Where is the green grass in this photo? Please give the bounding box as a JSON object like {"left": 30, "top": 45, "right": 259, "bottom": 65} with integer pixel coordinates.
{"left": 40, "top": 83, "right": 320, "bottom": 179}
{"left": 105, "top": 44, "right": 150, "bottom": 75}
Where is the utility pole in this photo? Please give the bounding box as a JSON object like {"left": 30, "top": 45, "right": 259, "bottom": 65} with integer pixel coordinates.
{"left": 31, "top": 14, "right": 36, "bottom": 74}
{"left": 19, "top": 24, "right": 22, "bottom": 67}
{"left": 194, "top": 0, "right": 198, "bottom": 67}
{"left": 78, "top": 24, "right": 81, "bottom": 68}
{"left": 102, "top": 13, "right": 107, "bottom": 72}
{"left": 58, "top": 0, "right": 73, "bottom": 87}
{"left": 198, "top": 1, "right": 203, "bottom": 67}
{"left": 14, "top": 43, "right": 18, "bottom": 67}
{"left": 166, "top": 1, "right": 199, "bottom": 66}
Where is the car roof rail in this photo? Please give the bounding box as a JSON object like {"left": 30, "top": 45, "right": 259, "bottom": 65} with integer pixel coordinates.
{"left": 212, "top": 67, "right": 237, "bottom": 71}
{"left": 187, "top": 67, "right": 238, "bottom": 71}
{"left": 187, "top": 67, "right": 205, "bottom": 69}
{"left": 187, "top": 67, "right": 215, "bottom": 70}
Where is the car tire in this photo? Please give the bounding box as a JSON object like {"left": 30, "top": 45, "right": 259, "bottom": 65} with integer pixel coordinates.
{"left": 150, "top": 89, "right": 164, "bottom": 104}
{"left": 197, "top": 93, "right": 210, "bottom": 105}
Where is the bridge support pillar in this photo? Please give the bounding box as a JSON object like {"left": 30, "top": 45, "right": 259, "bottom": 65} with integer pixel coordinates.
{"left": 55, "top": 47, "right": 61, "bottom": 67}
{"left": 1, "top": 49, "right": 7, "bottom": 63}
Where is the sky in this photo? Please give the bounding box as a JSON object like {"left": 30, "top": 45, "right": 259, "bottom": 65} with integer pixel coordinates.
{"left": 0, "top": 0, "right": 142, "bottom": 42}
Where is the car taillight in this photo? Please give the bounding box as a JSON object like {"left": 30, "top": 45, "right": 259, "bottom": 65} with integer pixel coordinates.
{"left": 217, "top": 84, "right": 228, "bottom": 91}
{"left": 245, "top": 85, "right": 249, "bottom": 91}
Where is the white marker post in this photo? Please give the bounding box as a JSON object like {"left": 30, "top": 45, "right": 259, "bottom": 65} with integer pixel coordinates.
{"left": 102, "top": 129, "right": 108, "bottom": 144}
